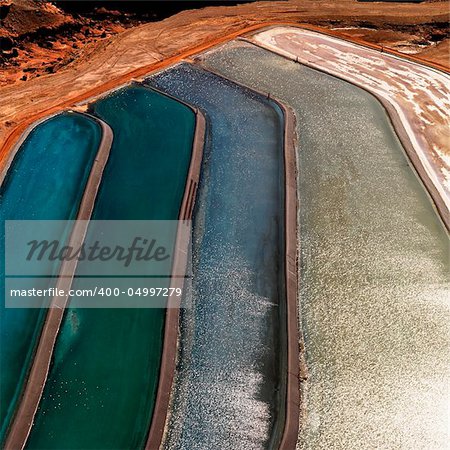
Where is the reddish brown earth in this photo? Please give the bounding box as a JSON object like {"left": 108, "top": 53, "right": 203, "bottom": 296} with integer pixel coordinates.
{"left": 0, "top": 0, "right": 145, "bottom": 86}
{"left": 418, "top": 38, "right": 450, "bottom": 65}
{"left": 1, "top": 0, "right": 448, "bottom": 88}
{"left": 0, "top": 0, "right": 448, "bottom": 164}
{"left": 0, "top": 0, "right": 71, "bottom": 36}
{"left": 330, "top": 27, "right": 449, "bottom": 65}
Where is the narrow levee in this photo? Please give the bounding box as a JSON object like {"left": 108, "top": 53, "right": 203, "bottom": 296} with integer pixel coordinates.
{"left": 201, "top": 41, "right": 450, "bottom": 449}
{"left": 146, "top": 63, "right": 287, "bottom": 450}
{"left": 25, "top": 86, "right": 197, "bottom": 450}
{"left": 0, "top": 112, "right": 102, "bottom": 445}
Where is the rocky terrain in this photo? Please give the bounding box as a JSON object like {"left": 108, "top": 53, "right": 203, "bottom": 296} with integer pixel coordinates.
{"left": 0, "top": 0, "right": 153, "bottom": 84}
{"left": 0, "top": 0, "right": 448, "bottom": 87}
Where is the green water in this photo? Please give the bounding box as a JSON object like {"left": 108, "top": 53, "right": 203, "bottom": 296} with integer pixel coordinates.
{"left": 26, "top": 86, "right": 196, "bottom": 449}
{"left": 0, "top": 113, "right": 101, "bottom": 443}
{"left": 202, "top": 42, "right": 450, "bottom": 449}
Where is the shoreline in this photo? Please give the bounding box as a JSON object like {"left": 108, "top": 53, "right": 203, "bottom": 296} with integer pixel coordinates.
{"left": 0, "top": 113, "right": 60, "bottom": 185}
{"left": 277, "top": 97, "right": 302, "bottom": 450}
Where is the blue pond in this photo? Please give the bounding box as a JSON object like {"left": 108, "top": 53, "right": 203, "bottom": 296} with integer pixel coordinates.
{"left": 0, "top": 112, "right": 101, "bottom": 442}
{"left": 147, "top": 64, "right": 286, "bottom": 450}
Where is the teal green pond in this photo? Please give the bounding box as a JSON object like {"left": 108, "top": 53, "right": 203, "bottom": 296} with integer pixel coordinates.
{"left": 26, "top": 86, "right": 196, "bottom": 449}
{"left": 0, "top": 113, "right": 101, "bottom": 443}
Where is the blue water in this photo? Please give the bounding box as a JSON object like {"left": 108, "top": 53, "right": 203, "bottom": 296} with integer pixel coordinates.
{"left": 0, "top": 112, "right": 102, "bottom": 442}
{"left": 147, "top": 64, "right": 286, "bottom": 450}
{"left": 26, "top": 86, "right": 196, "bottom": 450}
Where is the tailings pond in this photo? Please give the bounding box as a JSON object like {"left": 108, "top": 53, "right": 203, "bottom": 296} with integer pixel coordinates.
{"left": 0, "top": 112, "right": 101, "bottom": 443}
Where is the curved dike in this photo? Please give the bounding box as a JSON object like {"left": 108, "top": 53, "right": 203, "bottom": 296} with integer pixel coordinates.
{"left": 146, "top": 64, "right": 286, "bottom": 450}
{"left": 26, "top": 86, "right": 196, "bottom": 449}
{"left": 0, "top": 113, "right": 102, "bottom": 443}
{"left": 201, "top": 41, "right": 450, "bottom": 449}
